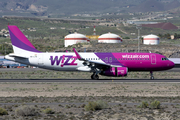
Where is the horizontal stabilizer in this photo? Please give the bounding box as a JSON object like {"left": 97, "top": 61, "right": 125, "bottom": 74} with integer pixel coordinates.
{"left": 9, "top": 53, "right": 28, "bottom": 59}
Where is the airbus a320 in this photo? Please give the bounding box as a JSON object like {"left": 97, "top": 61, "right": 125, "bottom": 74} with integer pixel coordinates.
{"left": 5, "top": 25, "right": 174, "bottom": 79}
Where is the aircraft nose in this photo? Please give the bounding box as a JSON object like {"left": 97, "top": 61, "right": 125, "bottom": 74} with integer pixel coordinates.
{"left": 167, "top": 61, "right": 175, "bottom": 69}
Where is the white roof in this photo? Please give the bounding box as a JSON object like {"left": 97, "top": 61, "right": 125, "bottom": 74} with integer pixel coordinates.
{"left": 144, "top": 34, "right": 159, "bottom": 39}
{"left": 65, "top": 32, "right": 87, "bottom": 39}
{"left": 98, "top": 32, "right": 121, "bottom": 39}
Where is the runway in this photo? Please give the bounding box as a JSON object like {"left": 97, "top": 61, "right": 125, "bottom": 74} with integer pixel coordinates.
{"left": 0, "top": 79, "right": 179, "bottom": 82}
{"left": 0, "top": 68, "right": 179, "bottom": 82}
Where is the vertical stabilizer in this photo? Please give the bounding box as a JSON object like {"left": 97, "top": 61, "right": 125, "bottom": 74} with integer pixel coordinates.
{"left": 8, "top": 25, "right": 40, "bottom": 54}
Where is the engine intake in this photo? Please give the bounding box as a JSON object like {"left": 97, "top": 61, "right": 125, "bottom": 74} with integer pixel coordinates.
{"left": 100, "top": 67, "right": 128, "bottom": 77}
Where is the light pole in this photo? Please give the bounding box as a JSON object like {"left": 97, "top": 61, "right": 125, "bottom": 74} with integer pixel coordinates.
{"left": 136, "top": 24, "right": 142, "bottom": 52}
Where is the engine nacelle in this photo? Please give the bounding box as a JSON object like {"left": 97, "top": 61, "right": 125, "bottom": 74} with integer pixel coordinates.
{"left": 100, "top": 67, "right": 128, "bottom": 77}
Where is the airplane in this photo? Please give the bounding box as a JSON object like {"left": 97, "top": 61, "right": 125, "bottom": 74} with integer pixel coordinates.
{"left": 5, "top": 25, "right": 174, "bottom": 80}
{"left": 0, "top": 56, "right": 26, "bottom": 68}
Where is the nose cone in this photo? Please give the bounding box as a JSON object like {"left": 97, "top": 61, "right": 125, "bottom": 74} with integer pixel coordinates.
{"left": 167, "top": 61, "right": 175, "bottom": 69}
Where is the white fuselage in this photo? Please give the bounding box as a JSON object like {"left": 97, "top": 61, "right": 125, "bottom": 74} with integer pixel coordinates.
{"left": 5, "top": 52, "right": 102, "bottom": 71}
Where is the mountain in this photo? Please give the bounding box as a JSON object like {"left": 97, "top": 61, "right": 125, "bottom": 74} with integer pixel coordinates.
{"left": 0, "top": 0, "right": 179, "bottom": 17}
{"left": 129, "top": 0, "right": 180, "bottom": 13}
{"left": 164, "top": 0, "right": 180, "bottom": 10}
{"left": 129, "top": 0, "right": 165, "bottom": 12}
{"left": 0, "top": 0, "right": 37, "bottom": 10}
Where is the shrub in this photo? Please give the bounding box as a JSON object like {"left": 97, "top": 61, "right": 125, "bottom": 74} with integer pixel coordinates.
{"left": 150, "top": 100, "right": 161, "bottom": 109}
{"left": 84, "top": 101, "right": 108, "bottom": 111}
{"left": 138, "top": 101, "right": 149, "bottom": 108}
{"left": 15, "top": 106, "right": 39, "bottom": 116}
{"left": 42, "top": 108, "right": 55, "bottom": 114}
{"left": 123, "top": 37, "right": 130, "bottom": 39}
{"left": 0, "top": 107, "right": 8, "bottom": 115}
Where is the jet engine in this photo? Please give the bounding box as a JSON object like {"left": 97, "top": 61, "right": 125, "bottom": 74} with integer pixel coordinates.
{"left": 100, "top": 67, "right": 128, "bottom": 77}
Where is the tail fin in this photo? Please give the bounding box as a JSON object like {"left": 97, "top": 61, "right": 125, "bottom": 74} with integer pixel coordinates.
{"left": 8, "top": 25, "right": 40, "bottom": 54}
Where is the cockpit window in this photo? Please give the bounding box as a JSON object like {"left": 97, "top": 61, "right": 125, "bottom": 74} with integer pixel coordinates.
{"left": 162, "top": 57, "right": 168, "bottom": 61}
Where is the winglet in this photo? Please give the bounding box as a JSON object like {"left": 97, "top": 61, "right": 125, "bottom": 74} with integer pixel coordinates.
{"left": 73, "top": 48, "right": 82, "bottom": 59}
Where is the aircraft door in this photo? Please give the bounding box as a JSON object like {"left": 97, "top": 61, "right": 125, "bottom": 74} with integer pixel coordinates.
{"left": 38, "top": 54, "right": 44, "bottom": 66}
{"left": 109, "top": 57, "right": 112, "bottom": 63}
{"left": 151, "top": 54, "right": 156, "bottom": 64}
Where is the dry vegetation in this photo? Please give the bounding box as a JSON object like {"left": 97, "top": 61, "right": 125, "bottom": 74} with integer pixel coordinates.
{"left": 0, "top": 69, "right": 178, "bottom": 79}
{"left": 0, "top": 82, "right": 179, "bottom": 119}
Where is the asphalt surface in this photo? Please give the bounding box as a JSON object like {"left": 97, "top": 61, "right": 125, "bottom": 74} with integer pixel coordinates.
{"left": 0, "top": 79, "right": 179, "bottom": 82}
{"left": 0, "top": 68, "right": 179, "bottom": 82}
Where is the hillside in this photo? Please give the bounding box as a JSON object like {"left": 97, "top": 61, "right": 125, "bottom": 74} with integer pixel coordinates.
{"left": 129, "top": 0, "right": 180, "bottom": 12}
{"left": 0, "top": 0, "right": 178, "bottom": 17}
{"left": 164, "top": 0, "right": 180, "bottom": 10}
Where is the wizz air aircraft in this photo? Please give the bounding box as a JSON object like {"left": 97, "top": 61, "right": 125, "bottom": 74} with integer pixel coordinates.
{"left": 5, "top": 25, "right": 174, "bottom": 79}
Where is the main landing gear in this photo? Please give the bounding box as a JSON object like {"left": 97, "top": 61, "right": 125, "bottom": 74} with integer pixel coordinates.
{"left": 91, "top": 68, "right": 101, "bottom": 80}
{"left": 91, "top": 73, "right": 99, "bottom": 80}
{"left": 150, "top": 71, "right": 154, "bottom": 80}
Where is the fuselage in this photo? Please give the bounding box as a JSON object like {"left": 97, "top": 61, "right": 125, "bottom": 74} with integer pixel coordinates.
{"left": 5, "top": 52, "right": 174, "bottom": 72}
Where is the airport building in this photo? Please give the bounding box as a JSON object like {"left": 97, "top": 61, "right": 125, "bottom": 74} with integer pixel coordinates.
{"left": 143, "top": 34, "right": 159, "bottom": 45}
{"left": 98, "top": 32, "right": 123, "bottom": 43}
{"left": 64, "top": 33, "right": 90, "bottom": 47}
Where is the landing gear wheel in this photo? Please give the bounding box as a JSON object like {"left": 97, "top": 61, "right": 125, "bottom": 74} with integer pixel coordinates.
{"left": 94, "top": 74, "right": 99, "bottom": 80}
{"left": 150, "top": 71, "right": 154, "bottom": 80}
{"left": 91, "top": 74, "right": 94, "bottom": 79}
{"left": 91, "top": 74, "right": 99, "bottom": 80}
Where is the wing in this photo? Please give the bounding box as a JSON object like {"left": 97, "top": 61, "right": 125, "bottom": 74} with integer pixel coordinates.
{"left": 73, "top": 48, "right": 123, "bottom": 69}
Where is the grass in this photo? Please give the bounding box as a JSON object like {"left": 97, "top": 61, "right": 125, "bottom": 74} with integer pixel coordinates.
{"left": 42, "top": 108, "right": 55, "bottom": 114}
{"left": 138, "top": 100, "right": 161, "bottom": 109}
{"left": 0, "top": 107, "right": 8, "bottom": 115}
{"left": 15, "top": 106, "right": 39, "bottom": 116}
{"left": 150, "top": 100, "right": 161, "bottom": 109}
{"left": 84, "top": 101, "right": 108, "bottom": 111}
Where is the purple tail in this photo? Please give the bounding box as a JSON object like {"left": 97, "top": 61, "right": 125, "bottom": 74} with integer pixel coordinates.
{"left": 8, "top": 25, "right": 40, "bottom": 53}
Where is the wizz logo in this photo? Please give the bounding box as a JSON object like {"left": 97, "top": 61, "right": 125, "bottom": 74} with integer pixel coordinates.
{"left": 50, "top": 55, "right": 77, "bottom": 67}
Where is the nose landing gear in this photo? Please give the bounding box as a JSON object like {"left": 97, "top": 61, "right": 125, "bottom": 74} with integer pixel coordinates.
{"left": 150, "top": 71, "right": 154, "bottom": 80}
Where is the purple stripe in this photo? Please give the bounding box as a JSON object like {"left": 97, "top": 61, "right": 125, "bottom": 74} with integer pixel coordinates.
{"left": 9, "top": 29, "right": 40, "bottom": 53}
{"left": 95, "top": 53, "right": 124, "bottom": 66}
